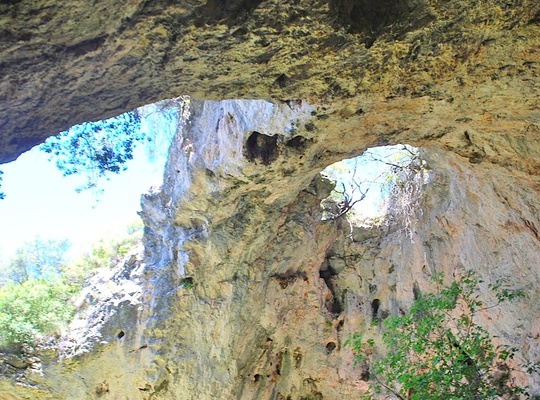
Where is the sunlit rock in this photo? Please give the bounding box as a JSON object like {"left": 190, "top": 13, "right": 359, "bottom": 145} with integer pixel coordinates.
{"left": 1, "top": 1, "right": 540, "bottom": 398}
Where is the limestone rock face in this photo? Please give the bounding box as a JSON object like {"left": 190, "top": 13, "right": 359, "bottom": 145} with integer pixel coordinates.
{"left": 2, "top": 99, "right": 539, "bottom": 399}
{"left": 1, "top": 0, "right": 539, "bottom": 162}
{"left": 1, "top": 0, "right": 540, "bottom": 398}
{"left": 134, "top": 101, "right": 540, "bottom": 398}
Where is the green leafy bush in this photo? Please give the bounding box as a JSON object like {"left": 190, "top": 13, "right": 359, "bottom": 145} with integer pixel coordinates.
{"left": 346, "top": 271, "right": 538, "bottom": 399}
{"left": 0, "top": 279, "right": 74, "bottom": 346}
{"left": 0, "top": 220, "right": 144, "bottom": 347}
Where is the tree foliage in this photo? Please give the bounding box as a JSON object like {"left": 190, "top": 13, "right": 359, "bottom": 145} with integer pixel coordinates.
{"left": 78, "top": 218, "right": 143, "bottom": 271}
{"left": 320, "top": 145, "right": 427, "bottom": 223}
{"left": 38, "top": 96, "right": 190, "bottom": 195}
{"left": 0, "top": 221, "right": 143, "bottom": 346}
{"left": 40, "top": 111, "right": 144, "bottom": 193}
{"left": 0, "top": 238, "right": 71, "bottom": 285}
{"left": 346, "top": 271, "right": 538, "bottom": 399}
{"left": 376, "top": 146, "right": 430, "bottom": 235}
{"left": 0, "top": 279, "right": 74, "bottom": 346}
{"left": 0, "top": 239, "right": 74, "bottom": 346}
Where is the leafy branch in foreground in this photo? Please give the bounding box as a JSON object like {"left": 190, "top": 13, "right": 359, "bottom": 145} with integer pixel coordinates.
{"left": 347, "top": 271, "right": 539, "bottom": 399}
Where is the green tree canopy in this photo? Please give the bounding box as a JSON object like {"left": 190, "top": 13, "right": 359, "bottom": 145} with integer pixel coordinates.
{"left": 0, "top": 220, "right": 144, "bottom": 346}
{"left": 0, "top": 279, "right": 74, "bottom": 346}
{"left": 39, "top": 96, "right": 190, "bottom": 195}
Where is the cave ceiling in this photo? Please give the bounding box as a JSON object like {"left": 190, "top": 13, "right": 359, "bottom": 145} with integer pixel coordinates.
{"left": 0, "top": 0, "right": 539, "bottom": 170}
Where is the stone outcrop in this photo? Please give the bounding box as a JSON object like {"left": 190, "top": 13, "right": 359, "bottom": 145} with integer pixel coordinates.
{"left": 1, "top": 0, "right": 539, "bottom": 162}
{"left": 1, "top": 0, "right": 540, "bottom": 399}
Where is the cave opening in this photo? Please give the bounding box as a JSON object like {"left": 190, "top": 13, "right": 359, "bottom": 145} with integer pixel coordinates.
{"left": 320, "top": 264, "right": 343, "bottom": 315}
{"left": 0, "top": 97, "right": 191, "bottom": 351}
{"left": 319, "top": 144, "right": 430, "bottom": 226}
{"left": 371, "top": 298, "right": 381, "bottom": 322}
{"left": 244, "top": 131, "right": 279, "bottom": 165}
{"left": 0, "top": 97, "right": 190, "bottom": 259}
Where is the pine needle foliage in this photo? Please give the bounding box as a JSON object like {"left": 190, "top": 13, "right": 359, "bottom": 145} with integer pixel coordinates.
{"left": 40, "top": 111, "right": 144, "bottom": 193}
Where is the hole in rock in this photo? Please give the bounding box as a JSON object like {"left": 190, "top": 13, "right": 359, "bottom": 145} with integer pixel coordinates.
{"left": 117, "top": 330, "right": 125, "bottom": 339}
{"left": 275, "top": 73, "right": 288, "bottom": 88}
{"left": 413, "top": 282, "right": 421, "bottom": 300}
{"left": 326, "top": 341, "right": 337, "bottom": 353}
{"left": 319, "top": 145, "right": 430, "bottom": 228}
{"left": 360, "top": 367, "right": 370, "bottom": 381}
{"left": 371, "top": 299, "right": 381, "bottom": 321}
{"left": 180, "top": 277, "right": 194, "bottom": 289}
{"left": 245, "top": 131, "right": 279, "bottom": 165}
{"left": 285, "top": 135, "right": 310, "bottom": 150}
{"left": 319, "top": 265, "right": 343, "bottom": 315}
{"left": 337, "top": 319, "right": 344, "bottom": 331}
{"left": 254, "top": 374, "right": 262, "bottom": 382}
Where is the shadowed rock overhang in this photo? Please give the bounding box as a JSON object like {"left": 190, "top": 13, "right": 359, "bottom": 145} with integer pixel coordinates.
{"left": 0, "top": 0, "right": 539, "bottom": 164}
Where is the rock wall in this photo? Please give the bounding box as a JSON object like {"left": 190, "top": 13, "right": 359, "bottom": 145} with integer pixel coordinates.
{"left": 135, "top": 101, "right": 540, "bottom": 399}
{"left": 2, "top": 99, "right": 538, "bottom": 399}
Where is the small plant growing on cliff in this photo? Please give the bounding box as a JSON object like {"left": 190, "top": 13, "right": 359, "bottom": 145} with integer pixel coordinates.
{"left": 347, "top": 271, "right": 538, "bottom": 399}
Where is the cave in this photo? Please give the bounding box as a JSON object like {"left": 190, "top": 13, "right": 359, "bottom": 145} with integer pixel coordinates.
{"left": 244, "top": 131, "right": 279, "bottom": 165}
{"left": 1, "top": 1, "right": 540, "bottom": 399}
{"left": 371, "top": 299, "right": 380, "bottom": 322}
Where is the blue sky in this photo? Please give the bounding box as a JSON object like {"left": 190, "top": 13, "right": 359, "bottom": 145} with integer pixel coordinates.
{"left": 0, "top": 110, "right": 171, "bottom": 262}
